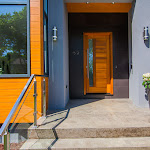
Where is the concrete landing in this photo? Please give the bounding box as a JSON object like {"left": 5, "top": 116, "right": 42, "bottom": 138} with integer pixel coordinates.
{"left": 28, "top": 99, "right": 150, "bottom": 139}
{"left": 21, "top": 99, "right": 150, "bottom": 150}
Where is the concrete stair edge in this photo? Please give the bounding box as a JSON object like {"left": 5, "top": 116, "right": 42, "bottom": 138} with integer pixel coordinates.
{"left": 28, "top": 127, "right": 150, "bottom": 139}
{"left": 20, "top": 137, "right": 150, "bottom": 150}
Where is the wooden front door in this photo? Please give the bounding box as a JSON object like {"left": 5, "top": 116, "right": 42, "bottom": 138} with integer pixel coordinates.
{"left": 84, "top": 32, "right": 113, "bottom": 95}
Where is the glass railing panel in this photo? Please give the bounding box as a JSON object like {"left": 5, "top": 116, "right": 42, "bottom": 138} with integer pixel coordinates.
{"left": 9, "top": 79, "right": 35, "bottom": 150}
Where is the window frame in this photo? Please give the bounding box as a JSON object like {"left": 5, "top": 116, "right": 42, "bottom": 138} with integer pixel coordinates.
{"left": 0, "top": 0, "right": 30, "bottom": 78}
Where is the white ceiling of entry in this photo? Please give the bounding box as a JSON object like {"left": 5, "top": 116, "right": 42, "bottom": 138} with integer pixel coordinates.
{"left": 65, "top": 0, "right": 133, "bottom": 3}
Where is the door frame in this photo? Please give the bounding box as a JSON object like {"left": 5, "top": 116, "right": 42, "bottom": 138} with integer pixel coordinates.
{"left": 83, "top": 32, "right": 113, "bottom": 95}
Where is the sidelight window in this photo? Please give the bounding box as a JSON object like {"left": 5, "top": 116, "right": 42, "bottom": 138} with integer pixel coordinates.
{"left": 43, "top": 0, "right": 48, "bottom": 75}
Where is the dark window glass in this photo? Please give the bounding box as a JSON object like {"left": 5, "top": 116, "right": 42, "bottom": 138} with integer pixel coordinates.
{"left": 0, "top": 5, "right": 27, "bottom": 74}
{"left": 44, "top": 0, "right": 47, "bottom": 15}
{"left": 43, "top": 0, "right": 48, "bottom": 75}
{"left": 44, "top": 16, "right": 48, "bottom": 74}
{"left": 88, "top": 39, "right": 94, "bottom": 87}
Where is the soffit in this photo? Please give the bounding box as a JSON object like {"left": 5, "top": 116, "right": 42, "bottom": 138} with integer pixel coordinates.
{"left": 65, "top": 0, "right": 133, "bottom": 3}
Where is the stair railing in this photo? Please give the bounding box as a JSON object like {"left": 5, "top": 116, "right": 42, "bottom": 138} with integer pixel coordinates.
{"left": 0, "top": 74, "right": 48, "bottom": 150}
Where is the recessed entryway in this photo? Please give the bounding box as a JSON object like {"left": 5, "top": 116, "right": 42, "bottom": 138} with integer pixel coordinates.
{"left": 69, "top": 13, "right": 129, "bottom": 99}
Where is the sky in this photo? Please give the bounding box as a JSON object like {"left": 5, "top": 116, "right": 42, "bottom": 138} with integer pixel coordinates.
{"left": 0, "top": 5, "right": 25, "bottom": 15}
{"left": 0, "top": 0, "right": 26, "bottom": 2}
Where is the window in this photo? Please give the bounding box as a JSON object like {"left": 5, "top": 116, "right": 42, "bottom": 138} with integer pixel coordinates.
{"left": 43, "top": 0, "right": 48, "bottom": 75}
{"left": 0, "top": 0, "right": 30, "bottom": 77}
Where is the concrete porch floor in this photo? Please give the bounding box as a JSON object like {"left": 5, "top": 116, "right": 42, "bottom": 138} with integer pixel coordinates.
{"left": 21, "top": 99, "right": 150, "bottom": 150}
{"left": 45, "top": 99, "right": 150, "bottom": 129}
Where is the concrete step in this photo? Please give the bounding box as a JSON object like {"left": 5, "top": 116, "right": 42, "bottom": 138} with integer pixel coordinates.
{"left": 28, "top": 127, "right": 150, "bottom": 139}
{"left": 27, "top": 99, "right": 150, "bottom": 139}
{"left": 20, "top": 137, "right": 150, "bottom": 150}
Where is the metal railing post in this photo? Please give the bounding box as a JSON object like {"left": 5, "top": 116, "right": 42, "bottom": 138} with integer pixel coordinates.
{"left": 43, "top": 78, "right": 46, "bottom": 117}
{"left": 33, "top": 77, "right": 37, "bottom": 127}
{"left": 4, "top": 129, "right": 10, "bottom": 150}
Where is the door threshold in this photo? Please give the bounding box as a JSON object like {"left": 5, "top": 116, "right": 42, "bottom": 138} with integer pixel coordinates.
{"left": 86, "top": 93, "right": 113, "bottom": 96}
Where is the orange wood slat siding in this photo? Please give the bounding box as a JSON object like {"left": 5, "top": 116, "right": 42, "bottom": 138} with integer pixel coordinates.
{"left": 67, "top": 3, "right": 132, "bottom": 13}
{"left": 0, "top": 0, "right": 47, "bottom": 123}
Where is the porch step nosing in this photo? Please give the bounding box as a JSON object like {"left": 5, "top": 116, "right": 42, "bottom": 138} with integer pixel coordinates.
{"left": 20, "top": 137, "right": 150, "bottom": 150}
{"left": 28, "top": 127, "right": 150, "bottom": 139}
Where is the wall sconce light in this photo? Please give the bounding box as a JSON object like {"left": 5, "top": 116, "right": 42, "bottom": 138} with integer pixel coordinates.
{"left": 53, "top": 26, "right": 57, "bottom": 41}
{"left": 144, "top": 27, "right": 149, "bottom": 41}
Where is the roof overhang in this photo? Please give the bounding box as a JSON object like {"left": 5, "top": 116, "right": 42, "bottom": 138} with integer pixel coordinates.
{"left": 65, "top": 0, "right": 133, "bottom": 3}
{"left": 66, "top": 2, "right": 132, "bottom": 13}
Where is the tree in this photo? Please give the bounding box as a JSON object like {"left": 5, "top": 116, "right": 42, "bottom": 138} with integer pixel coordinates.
{"left": 0, "top": 6, "right": 27, "bottom": 74}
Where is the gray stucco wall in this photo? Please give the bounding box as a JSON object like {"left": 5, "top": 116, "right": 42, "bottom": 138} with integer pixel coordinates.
{"left": 48, "top": 0, "right": 69, "bottom": 109}
{"left": 128, "top": 1, "right": 134, "bottom": 104}
{"left": 129, "top": 0, "right": 150, "bottom": 107}
{"left": 63, "top": 3, "right": 69, "bottom": 107}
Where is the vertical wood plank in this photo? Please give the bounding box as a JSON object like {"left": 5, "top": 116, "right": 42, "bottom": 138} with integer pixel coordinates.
{"left": 93, "top": 39, "right": 96, "bottom": 87}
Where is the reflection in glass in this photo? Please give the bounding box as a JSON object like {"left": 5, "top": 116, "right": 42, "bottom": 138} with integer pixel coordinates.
{"left": 44, "top": 17, "right": 48, "bottom": 74}
{"left": 44, "top": 0, "right": 48, "bottom": 15}
{"left": 0, "top": 0, "right": 27, "bottom": 1}
{"left": 88, "top": 39, "right": 93, "bottom": 87}
{"left": 0, "top": 0, "right": 27, "bottom": 2}
{"left": 0, "top": 5, "right": 27, "bottom": 74}
{"left": 44, "top": 0, "right": 48, "bottom": 75}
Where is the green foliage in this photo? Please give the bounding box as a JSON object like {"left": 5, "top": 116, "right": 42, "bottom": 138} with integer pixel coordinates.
{"left": 142, "top": 79, "right": 150, "bottom": 89}
{"left": 0, "top": 68, "right": 3, "bottom": 74}
{"left": 0, "top": 6, "right": 27, "bottom": 74}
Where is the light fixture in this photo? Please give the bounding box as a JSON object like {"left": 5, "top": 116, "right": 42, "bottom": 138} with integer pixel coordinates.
{"left": 144, "top": 27, "right": 149, "bottom": 41}
{"left": 53, "top": 26, "right": 57, "bottom": 41}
